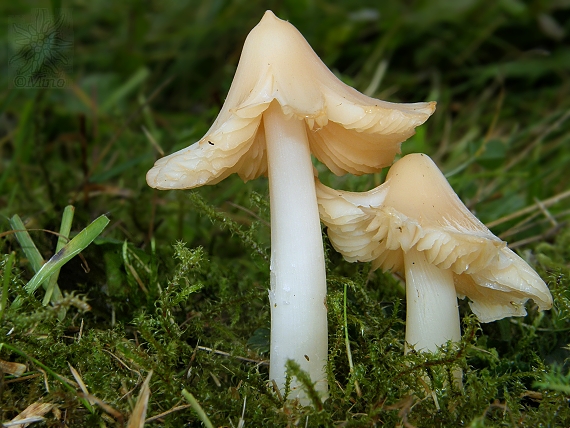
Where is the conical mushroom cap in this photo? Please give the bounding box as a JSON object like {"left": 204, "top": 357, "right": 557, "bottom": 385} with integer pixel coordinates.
{"left": 147, "top": 11, "right": 436, "bottom": 190}
{"left": 317, "top": 153, "right": 552, "bottom": 322}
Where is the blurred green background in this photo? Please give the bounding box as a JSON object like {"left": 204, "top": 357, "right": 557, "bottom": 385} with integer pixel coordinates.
{"left": 1, "top": 0, "right": 568, "bottom": 241}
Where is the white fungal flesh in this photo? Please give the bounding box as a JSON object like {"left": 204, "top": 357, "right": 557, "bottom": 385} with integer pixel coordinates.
{"left": 404, "top": 247, "right": 461, "bottom": 353}
{"left": 264, "top": 102, "right": 328, "bottom": 402}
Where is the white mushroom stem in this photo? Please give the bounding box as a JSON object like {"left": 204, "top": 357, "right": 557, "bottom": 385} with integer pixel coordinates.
{"left": 404, "top": 247, "right": 461, "bottom": 354}
{"left": 264, "top": 102, "right": 328, "bottom": 401}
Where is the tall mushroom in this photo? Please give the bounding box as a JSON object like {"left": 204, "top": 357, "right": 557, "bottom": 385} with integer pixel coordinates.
{"left": 317, "top": 153, "right": 552, "bottom": 355}
{"left": 146, "top": 11, "right": 435, "bottom": 401}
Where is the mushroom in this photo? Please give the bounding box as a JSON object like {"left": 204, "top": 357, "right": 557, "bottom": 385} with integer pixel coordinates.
{"left": 317, "top": 153, "right": 552, "bottom": 356}
{"left": 146, "top": 11, "right": 436, "bottom": 401}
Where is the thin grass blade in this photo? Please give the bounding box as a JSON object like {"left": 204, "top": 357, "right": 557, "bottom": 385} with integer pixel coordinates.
{"left": 43, "top": 205, "right": 75, "bottom": 305}
{"left": 100, "top": 67, "right": 150, "bottom": 113}
{"left": 0, "top": 252, "right": 15, "bottom": 321}
{"left": 9, "top": 215, "right": 44, "bottom": 273}
{"left": 182, "top": 389, "right": 214, "bottom": 428}
{"left": 25, "top": 215, "right": 110, "bottom": 295}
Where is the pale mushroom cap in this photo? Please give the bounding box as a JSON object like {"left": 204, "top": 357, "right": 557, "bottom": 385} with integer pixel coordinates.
{"left": 317, "top": 153, "right": 553, "bottom": 322}
{"left": 146, "top": 11, "right": 436, "bottom": 190}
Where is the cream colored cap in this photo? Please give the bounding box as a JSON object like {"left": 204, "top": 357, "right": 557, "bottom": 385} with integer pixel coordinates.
{"left": 317, "top": 153, "right": 552, "bottom": 322}
{"left": 146, "top": 11, "right": 436, "bottom": 190}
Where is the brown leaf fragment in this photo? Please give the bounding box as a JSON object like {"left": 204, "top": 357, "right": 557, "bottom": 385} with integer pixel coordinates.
{"left": 8, "top": 402, "right": 55, "bottom": 427}
{"left": 0, "top": 359, "right": 26, "bottom": 377}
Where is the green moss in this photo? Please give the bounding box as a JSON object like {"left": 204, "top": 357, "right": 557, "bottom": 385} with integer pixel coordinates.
{"left": 2, "top": 225, "right": 570, "bottom": 425}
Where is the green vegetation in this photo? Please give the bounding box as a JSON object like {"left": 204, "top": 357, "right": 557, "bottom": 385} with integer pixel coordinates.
{"left": 1, "top": 0, "right": 569, "bottom": 426}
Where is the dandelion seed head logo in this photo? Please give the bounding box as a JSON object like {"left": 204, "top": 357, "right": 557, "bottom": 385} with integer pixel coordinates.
{"left": 9, "top": 9, "right": 73, "bottom": 89}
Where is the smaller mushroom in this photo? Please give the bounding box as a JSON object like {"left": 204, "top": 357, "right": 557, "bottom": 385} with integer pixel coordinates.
{"left": 316, "top": 153, "right": 552, "bottom": 355}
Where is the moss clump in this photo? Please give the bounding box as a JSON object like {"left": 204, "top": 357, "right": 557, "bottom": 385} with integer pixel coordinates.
{"left": 3, "top": 212, "right": 569, "bottom": 426}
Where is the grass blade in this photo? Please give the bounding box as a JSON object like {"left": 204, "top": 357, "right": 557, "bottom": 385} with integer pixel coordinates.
{"left": 344, "top": 282, "right": 362, "bottom": 398}
{"left": 182, "top": 389, "right": 214, "bottom": 428}
{"left": 43, "top": 205, "right": 75, "bottom": 306}
{"left": 25, "top": 215, "right": 110, "bottom": 295}
{"left": 9, "top": 215, "right": 44, "bottom": 273}
{"left": 100, "top": 67, "right": 150, "bottom": 113}
{"left": 0, "top": 252, "right": 15, "bottom": 321}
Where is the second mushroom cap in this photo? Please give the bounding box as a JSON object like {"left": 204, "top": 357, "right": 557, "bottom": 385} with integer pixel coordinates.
{"left": 317, "top": 153, "right": 553, "bottom": 322}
